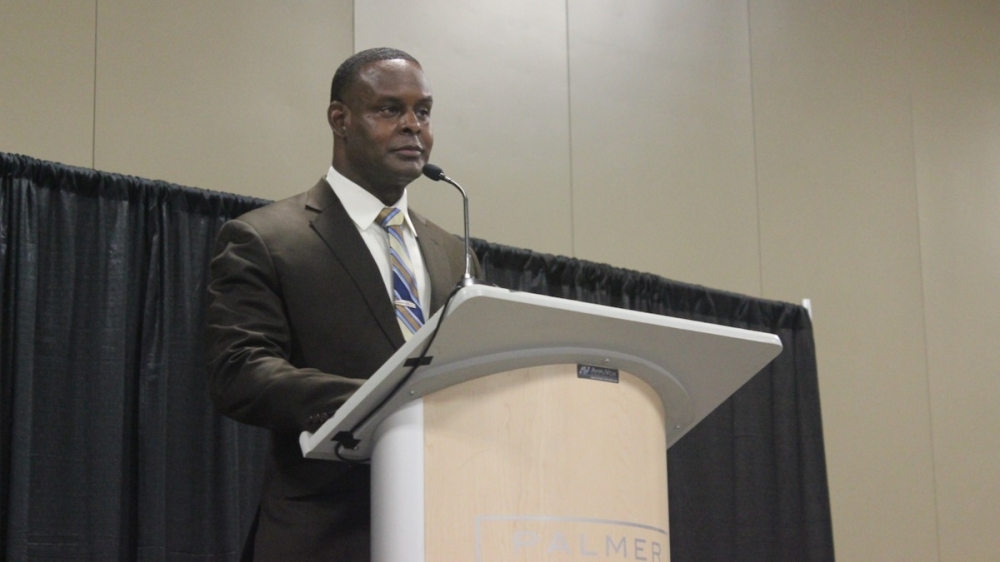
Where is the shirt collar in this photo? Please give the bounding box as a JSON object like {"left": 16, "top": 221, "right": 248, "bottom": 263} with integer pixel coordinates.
{"left": 326, "top": 166, "right": 417, "bottom": 235}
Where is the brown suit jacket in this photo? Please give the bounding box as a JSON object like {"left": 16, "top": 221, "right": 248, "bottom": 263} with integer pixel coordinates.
{"left": 205, "top": 179, "right": 474, "bottom": 561}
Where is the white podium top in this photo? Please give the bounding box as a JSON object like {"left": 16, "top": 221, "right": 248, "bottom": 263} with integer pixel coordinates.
{"left": 300, "top": 284, "right": 782, "bottom": 461}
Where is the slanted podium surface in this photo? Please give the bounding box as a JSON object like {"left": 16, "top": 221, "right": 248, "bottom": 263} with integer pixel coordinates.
{"left": 300, "top": 284, "right": 782, "bottom": 460}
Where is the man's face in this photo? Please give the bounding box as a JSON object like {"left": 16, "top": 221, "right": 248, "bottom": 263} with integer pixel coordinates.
{"left": 333, "top": 59, "right": 434, "bottom": 199}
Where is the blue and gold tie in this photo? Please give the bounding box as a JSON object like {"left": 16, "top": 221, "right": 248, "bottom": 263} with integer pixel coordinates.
{"left": 376, "top": 207, "right": 425, "bottom": 339}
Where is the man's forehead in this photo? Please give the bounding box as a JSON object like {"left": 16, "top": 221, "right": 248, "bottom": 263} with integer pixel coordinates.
{"left": 355, "top": 60, "right": 429, "bottom": 91}
{"left": 363, "top": 58, "right": 421, "bottom": 74}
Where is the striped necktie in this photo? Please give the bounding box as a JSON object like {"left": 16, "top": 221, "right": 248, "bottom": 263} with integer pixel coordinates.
{"left": 376, "top": 207, "right": 425, "bottom": 339}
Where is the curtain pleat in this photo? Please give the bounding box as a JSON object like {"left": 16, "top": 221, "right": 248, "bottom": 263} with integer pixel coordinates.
{"left": 1, "top": 154, "right": 269, "bottom": 561}
{"left": 2, "top": 152, "right": 833, "bottom": 561}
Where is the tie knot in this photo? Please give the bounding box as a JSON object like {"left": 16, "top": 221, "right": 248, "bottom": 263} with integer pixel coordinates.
{"left": 376, "top": 207, "right": 405, "bottom": 229}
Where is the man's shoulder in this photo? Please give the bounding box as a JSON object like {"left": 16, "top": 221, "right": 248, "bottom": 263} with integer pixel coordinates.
{"left": 228, "top": 180, "right": 332, "bottom": 235}
{"left": 233, "top": 191, "right": 309, "bottom": 227}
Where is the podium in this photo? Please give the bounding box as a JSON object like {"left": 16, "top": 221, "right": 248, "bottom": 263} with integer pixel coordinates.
{"left": 300, "top": 285, "right": 782, "bottom": 561}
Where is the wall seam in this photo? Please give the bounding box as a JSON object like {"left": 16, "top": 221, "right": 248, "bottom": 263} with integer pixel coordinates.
{"left": 902, "top": 1, "right": 943, "bottom": 560}
{"left": 91, "top": 0, "right": 99, "bottom": 168}
{"left": 746, "top": 0, "right": 764, "bottom": 299}
{"left": 565, "top": 0, "right": 576, "bottom": 257}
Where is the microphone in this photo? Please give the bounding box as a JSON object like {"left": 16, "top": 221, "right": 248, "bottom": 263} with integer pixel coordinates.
{"left": 422, "top": 163, "right": 476, "bottom": 287}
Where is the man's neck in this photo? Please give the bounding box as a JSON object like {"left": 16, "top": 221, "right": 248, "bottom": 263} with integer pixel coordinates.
{"left": 331, "top": 161, "right": 406, "bottom": 206}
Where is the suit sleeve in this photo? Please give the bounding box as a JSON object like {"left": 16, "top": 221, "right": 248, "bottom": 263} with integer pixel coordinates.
{"left": 205, "top": 219, "right": 363, "bottom": 434}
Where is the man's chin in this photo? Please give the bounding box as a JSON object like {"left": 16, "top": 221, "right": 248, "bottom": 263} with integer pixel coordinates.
{"left": 387, "top": 159, "right": 427, "bottom": 181}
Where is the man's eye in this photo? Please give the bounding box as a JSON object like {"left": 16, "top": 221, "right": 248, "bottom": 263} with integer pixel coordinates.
{"left": 379, "top": 107, "right": 399, "bottom": 116}
{"left": 417, "top": 108, "right": 431, "bottom": 118}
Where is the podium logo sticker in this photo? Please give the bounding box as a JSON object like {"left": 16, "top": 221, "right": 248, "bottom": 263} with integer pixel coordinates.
{"left": 475, "top": 515, "right": 668, "bottom": 561}
{"left": 578, "top": 364, "right": 619, "bottom": 383}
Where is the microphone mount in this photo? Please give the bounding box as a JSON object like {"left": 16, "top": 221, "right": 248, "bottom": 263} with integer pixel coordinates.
{"left": 422, "top": 164, "right": 476, "bottom": 287}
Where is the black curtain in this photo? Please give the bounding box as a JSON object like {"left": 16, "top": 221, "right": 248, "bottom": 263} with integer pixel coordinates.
{"left": 1, "top": 152, "right": 833, "bottom": 561}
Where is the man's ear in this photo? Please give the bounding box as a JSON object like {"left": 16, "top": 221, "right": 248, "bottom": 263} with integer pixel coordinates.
{"left": 328, "top": 101, "right": 349, "bottom": 138}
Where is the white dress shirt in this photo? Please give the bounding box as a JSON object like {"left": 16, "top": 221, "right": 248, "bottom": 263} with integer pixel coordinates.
{"left": 325, "top": 166, "right": 431, "bottom": 320}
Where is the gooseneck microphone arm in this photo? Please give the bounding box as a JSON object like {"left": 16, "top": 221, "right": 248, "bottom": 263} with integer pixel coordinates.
{"left": 330, "top": 164, "right": 475, "bottom": 458}
{"left": 421, "top": 163, "right": 476, "bottom": 287}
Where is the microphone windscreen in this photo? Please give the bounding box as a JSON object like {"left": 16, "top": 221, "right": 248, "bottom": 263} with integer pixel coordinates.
{"left": 422, "top": 163, "right": 445, "bottom": 181}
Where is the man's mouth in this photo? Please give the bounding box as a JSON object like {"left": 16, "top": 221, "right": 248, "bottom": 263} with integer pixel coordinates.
{"left": 392, "top": 146, "right": 424, "bottom": 158}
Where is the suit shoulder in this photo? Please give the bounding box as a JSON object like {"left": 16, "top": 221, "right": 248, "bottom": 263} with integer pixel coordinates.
{"left": 233, "top": 191, "right": 309, "bottom": 225}
{"left": 224, "top": 190, "right": 314, "bottom": 242}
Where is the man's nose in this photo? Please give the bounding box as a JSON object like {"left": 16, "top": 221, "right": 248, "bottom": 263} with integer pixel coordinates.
{"left": 399, "top": 110, "right": 420, "bottom": 133}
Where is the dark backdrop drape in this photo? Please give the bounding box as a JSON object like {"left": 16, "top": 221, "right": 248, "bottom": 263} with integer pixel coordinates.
{"left": 1, "top": 152, "right": 833, "bottom": 561}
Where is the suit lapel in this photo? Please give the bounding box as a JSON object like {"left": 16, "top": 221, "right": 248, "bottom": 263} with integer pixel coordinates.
{"left": 412, "top": 210, "right": 458, "bottom": 314}
{"left": 305, "top": 180, "right": 405, "bottom": 349}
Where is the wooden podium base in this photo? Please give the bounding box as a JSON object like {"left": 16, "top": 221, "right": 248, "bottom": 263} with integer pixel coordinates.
{"left": 421, "top": 363, "right": 670, "bottom": 561}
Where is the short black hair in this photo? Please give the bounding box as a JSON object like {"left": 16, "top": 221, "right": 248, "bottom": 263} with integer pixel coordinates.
{"left": 330, "top": 47, "right": 420, "bottom": 103}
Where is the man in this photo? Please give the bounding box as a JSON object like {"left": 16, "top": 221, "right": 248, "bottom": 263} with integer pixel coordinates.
{"left": 205, "top": 48, "right": 475, "bottom": 561}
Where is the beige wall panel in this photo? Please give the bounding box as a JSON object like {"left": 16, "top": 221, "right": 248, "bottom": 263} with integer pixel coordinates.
{"left": 909, "top": 2, "right": 1000, "bottom": 560}
{"left": 568, "top": 1, "right": 760, "bottom": 294}
{"left": 355, "top": 1, "right": 573, "bottom": 255}
{"left": 751, "top": 1, "right": 938, "bottom": 560}
{"left": 0, "top": 1, "right": 96, "bottom": 167}
{"left": 94, "top": 1, "right": 352, "bottom": 200}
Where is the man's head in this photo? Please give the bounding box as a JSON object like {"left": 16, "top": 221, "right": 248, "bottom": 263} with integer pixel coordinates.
{"left": 328, "top": 48, "right": 433, "bottom": 206}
